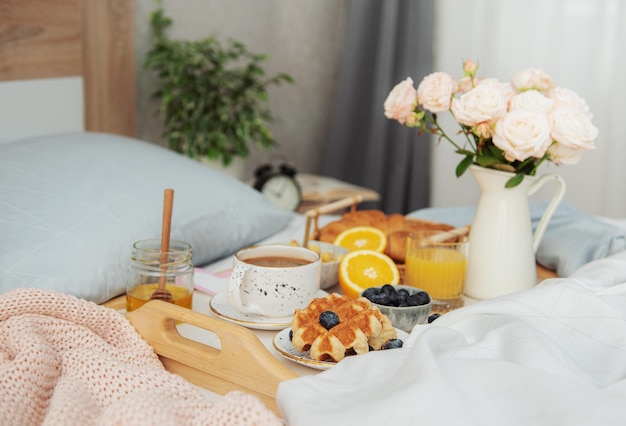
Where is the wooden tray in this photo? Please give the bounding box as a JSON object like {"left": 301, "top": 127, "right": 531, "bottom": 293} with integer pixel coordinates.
{"left": 124, "top": 300, "right": 297, "bottom": 415}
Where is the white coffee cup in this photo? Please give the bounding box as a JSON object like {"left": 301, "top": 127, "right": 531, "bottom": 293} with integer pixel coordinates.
{"left": 227, "top": 244, "right": 321, "bottom": 317}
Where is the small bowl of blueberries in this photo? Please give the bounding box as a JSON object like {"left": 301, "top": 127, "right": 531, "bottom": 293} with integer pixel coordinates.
{"left": 361, "top": 284, "right": 432, "bottom": 333}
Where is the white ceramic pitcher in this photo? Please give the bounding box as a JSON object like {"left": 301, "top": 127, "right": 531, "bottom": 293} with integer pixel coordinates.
{"left": 464, "top": 165, "right": 566, "bottom": 300}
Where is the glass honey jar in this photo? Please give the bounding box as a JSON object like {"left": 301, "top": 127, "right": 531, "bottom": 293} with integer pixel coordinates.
{"left": 126, "top": 239, "right": 194, "bottom": 312}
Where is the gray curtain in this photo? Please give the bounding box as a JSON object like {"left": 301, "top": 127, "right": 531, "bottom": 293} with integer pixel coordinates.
{"left": 321, "top": 0, "right": 434, "bottom": 214}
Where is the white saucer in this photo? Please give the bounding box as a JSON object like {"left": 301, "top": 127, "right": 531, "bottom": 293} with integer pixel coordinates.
{"left": 272, "top": 327, "right": 409, "bottom": 370}
{"left": 209, "top": 290, "right": 328, "bottom": 331}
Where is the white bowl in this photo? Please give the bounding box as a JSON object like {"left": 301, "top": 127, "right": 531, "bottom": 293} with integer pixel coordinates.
{"left": 360, "top": 284, "right": 432, "bottom": 332}
{"left": 306, "top": 240, "right": 349, "bottom": 290}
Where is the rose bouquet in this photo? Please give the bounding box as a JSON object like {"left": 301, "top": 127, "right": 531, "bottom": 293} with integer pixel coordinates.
{"left": 383, "top": 60, "right": 598, "bottom": 187}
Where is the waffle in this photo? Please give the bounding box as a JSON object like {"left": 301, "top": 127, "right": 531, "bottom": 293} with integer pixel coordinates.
{"left": 291, "top": 293, "right": 397, "bottom": 362}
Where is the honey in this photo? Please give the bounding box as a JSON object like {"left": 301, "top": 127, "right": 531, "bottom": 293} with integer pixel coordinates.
{"left": 125, "top": 283, "right": 193, "bottom": 312}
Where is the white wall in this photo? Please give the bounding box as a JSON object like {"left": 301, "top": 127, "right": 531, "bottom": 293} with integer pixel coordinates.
{"left": 0, "top": 77, "right": 83, "bottom": 141}
{"left": 431, "top": 0, "right": 626, "bottom": 218}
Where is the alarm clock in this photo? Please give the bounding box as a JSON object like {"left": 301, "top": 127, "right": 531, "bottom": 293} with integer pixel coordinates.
{"left": 253, "top": 162, "right": 302, "bottom": 211}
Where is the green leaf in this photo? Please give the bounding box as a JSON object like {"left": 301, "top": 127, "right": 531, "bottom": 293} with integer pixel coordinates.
{"left": 505, "top": 173, "right": 525, "bottom": 188}
{"left": 456, "top": 155, "right": 473, "bottom": 177}
{"left": 484, "top": 144, "right": 505, "bottom": 159}
{"left": 475, "top": 155, "right": 500, "bottom": 167}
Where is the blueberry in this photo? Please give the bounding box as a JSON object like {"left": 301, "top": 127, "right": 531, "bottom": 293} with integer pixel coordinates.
{"left": 381, "top": 284, "right": 396, "bottom": 296}
{"left": 383, "top": 339, "right": 404, "bottom": 349}
{"left": 371, "top": 292, "right": 390, "bottom": 306}
{"left": 408, "top": 291, "right": 431, "bottom": 306}
{"left": 289, "top": 329, "right": 293, "bottom": 340}
{"left": 361, "top": 287, "right": 380, "bottom": 301}
{"left": 397, "top": 288, "right": 410, "bottom": 302}
{"left": 388, "top": 292, "right": 400, "bottom": 307}
{"left": 428, "top": 313, "right": 441, "bottom": 323}
{"left": 416, "top": 291, "right": 431, "bottom": 304}
{"left": 319, "top": 311, "right": 340, "bottom": 330}
{"left": 368, "top": 345, "right": 374, "bottom": 352}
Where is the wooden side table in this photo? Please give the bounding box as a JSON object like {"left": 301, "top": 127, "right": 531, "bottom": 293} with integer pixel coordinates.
{"left": 536, "top": 263, "right": 558, "bottom": 280}
{"left": 296, "top": 173, "right": 380, "bottom": 213}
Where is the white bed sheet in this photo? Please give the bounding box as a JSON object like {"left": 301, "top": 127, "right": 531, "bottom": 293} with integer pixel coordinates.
{"left": 276, "top": 238, "right": 626, "bottom": 426}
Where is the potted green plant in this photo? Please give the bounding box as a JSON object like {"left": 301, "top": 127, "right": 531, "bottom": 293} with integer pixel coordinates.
{"left": 145, "top": 7, "right": 293, "bottom": 167}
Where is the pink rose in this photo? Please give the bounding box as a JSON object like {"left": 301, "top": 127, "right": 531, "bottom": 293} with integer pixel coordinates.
{"left": 450, "top": 85, "right": 507, "bottom": 127}
{"left": 457, "top": 76, "right": 476, "bottom": 93}
{"left": 550, "top": 106, "right": 598, "bottom": 150}
{"left": 492, "top": 109, "right": 552, "bottom": 162}
{"left": 509, "top": 90, "right": 554, "bottom": 114}
{"left": 463, "top": 59, "right": 478, "bottom": 74}
{"left": 384, "top": 77, "right": 418, "bottom": 124}
{"left": 404, "top": 112, "right": 422, "bottom": 127}
{"left": 417, "top": 72, "right": 457, "bottom": 113}
{"left": 474, "top": 122, "right": 493, "bottom": 139}
{"left": 511, "top": 68, "right": 554, "bottom": 93}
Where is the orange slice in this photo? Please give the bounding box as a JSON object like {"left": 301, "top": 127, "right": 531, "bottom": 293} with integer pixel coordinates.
{"left": 338, "top": 249, "right": 400, "bottom": 298}
{"left": 333, "top": 226, "right": 387, "bottom": 253}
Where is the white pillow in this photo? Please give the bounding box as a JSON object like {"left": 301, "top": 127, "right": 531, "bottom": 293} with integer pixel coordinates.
{"left": 0, "top": 132, "right": 294, "bottom": 303}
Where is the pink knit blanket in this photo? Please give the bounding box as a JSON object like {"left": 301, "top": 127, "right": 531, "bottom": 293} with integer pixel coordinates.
{"left": 0, "top": 288, "right": 282, "bottom": 425}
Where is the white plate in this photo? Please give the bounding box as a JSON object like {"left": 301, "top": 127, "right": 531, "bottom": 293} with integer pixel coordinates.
{"left": 272, "top": 327, "right": 409, "bottom": 370}
{"left": 209, "top": 290, "right": 328, "bottom": 331}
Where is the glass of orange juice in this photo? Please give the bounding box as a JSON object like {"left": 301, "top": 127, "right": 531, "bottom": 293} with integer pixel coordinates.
{"left": 405, "top": 230, "right": 468, "bottom": 313}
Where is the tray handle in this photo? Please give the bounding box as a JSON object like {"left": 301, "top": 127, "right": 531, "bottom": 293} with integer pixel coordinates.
{"left": 125, "top": 300, "right": 297, "bottom": 415}
{"left": 302, "top": 195, "right": 363, "bottom": 246}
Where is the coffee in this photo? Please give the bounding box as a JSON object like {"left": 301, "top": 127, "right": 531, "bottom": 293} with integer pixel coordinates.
{"left": 245, "top": 256, "right": 311, "bottom": 268}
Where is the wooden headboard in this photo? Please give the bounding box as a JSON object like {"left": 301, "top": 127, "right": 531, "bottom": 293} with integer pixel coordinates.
{"left": 0, "top": 0, "right": 136, "bottom": 137}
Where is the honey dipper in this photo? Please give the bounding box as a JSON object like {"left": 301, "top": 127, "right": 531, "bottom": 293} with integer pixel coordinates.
{"left": 150, "top": 188, "right": 175, "bottom": 302}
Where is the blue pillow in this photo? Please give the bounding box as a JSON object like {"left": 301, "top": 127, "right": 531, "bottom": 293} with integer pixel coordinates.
{"left": 0, "top": 132, "right": 294, "bottom": 303}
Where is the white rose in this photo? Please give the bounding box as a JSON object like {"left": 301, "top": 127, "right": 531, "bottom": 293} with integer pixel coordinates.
{"left": 384, "top": 77, "right": 418, "bottom": 124}
{"left": 550, "top": 106, "right": 598, "bottom": 150}
{"left": 509, "top": 90, "right": 554, "bottom": 114}
{"left": 417, "top": 72, "right": 457, "bottom": 113}
{"left": 547, "top": 143, "right": 587, "bottom": 165}
{"left": 492, "top": 109, "right": 553, "bottom": 162}
{"left": 511, "top": 68, "right": 554, "bottom": 93}
{"left": 549, "top": 87, "right": 591, "bottom": 115}
{"left": 451, "top": 85, "right": 507, "bottom": 127}
{"left": 478, "top": 78, "right": 516, "bottom": 107}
